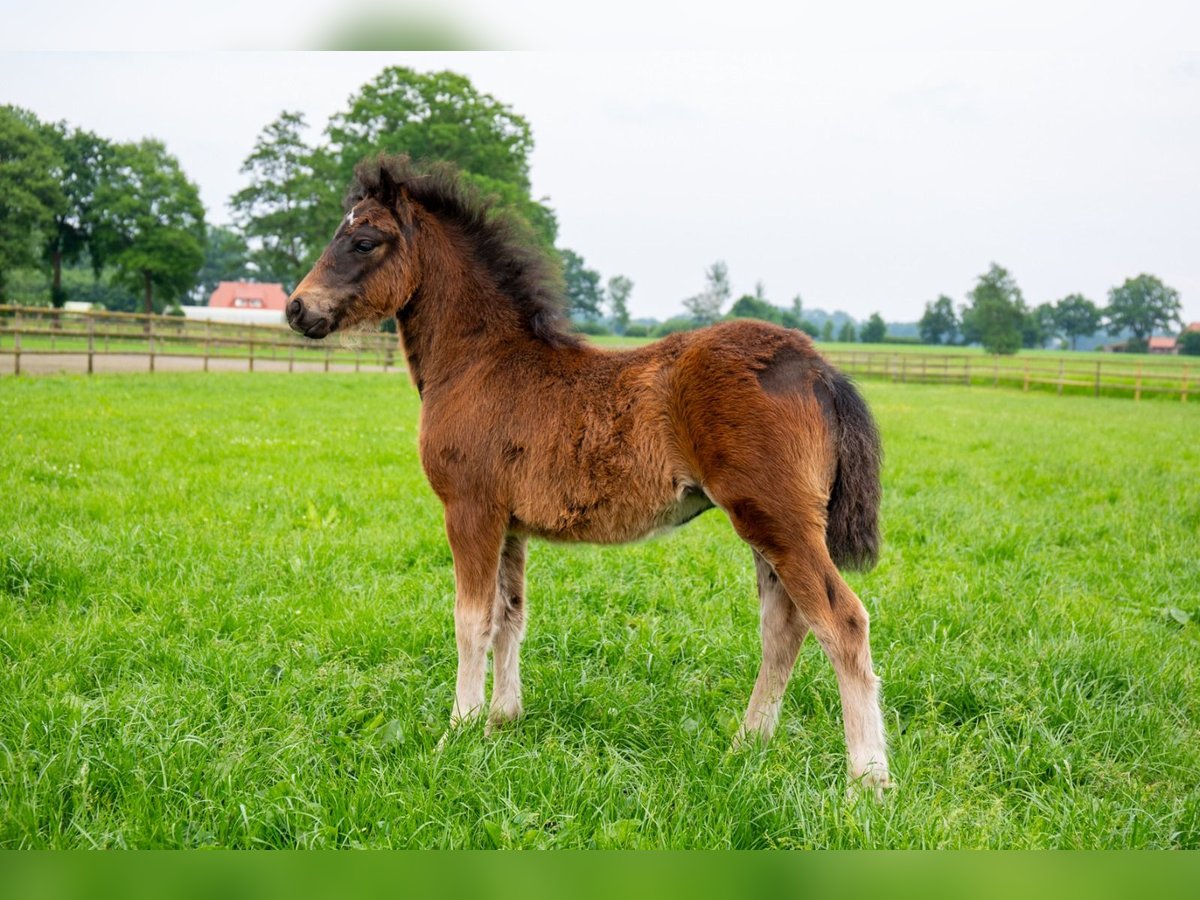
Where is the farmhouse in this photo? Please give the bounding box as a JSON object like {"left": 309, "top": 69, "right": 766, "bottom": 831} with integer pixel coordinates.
{"left": 1148, "top": 336, "right": 1177, "bottom": 354}
{"left": 182, "top": 281, "right": 290, "bottom": 326}
{"left": 208, "top": 281, "right": 289, "bottom": 311}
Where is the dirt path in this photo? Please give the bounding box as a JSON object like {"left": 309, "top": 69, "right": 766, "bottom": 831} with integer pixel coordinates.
{"left": 1, "top": 352, "right": 404, "bottom": 377}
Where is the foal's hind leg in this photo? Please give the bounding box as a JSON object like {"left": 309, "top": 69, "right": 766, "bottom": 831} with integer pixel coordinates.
{"left": 733, "top": 550, "right": 809, "bottom": 746}
{"left": 774, "top": 548, "right": 890, "bottom": 794}
{"left": 488, "top": 534, "right": 528, "bottom": 732}
{"left": 721, "top": 500, "right": 890, "bottom": 793}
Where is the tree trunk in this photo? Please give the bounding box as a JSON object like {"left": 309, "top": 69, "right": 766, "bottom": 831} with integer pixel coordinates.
{"left": 143, "top": 271, "right": 154, "bottom": 334}
{"left": 51, "top": 250, "right": 64, "bottom": 308}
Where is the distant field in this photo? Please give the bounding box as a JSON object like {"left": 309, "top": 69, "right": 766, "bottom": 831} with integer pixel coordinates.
{"left": 1, "top": 374, "right": 1197, "bottom": 847}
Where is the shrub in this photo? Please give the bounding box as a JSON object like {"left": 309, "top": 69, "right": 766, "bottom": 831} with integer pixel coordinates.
{"left": 623, "top": 324, "right": 650, "bottom": 338}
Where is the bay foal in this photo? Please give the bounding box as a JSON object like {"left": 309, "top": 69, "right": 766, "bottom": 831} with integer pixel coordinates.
{"left": 287, "top": 156, "right": 891, "bottom": 794}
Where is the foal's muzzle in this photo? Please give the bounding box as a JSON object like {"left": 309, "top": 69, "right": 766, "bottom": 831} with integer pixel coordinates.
{"left": 286, "top": 297, "right": 333, "bottom": 339}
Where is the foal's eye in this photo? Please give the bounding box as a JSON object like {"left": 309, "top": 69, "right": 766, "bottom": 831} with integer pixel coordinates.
{"left": 353, "top": 240, "right": 377, "bottom": 254}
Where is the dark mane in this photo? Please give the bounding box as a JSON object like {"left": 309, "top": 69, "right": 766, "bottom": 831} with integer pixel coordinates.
{"left": 348, "top": 155, "right": 581, "bottom": 349}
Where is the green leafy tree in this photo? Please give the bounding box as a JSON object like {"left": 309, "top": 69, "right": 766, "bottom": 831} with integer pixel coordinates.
{"left": 821, "top": 319, "right": 834, "bottom": 341}
{"left": 918, "top": 294, "right": 958, "bottom": 344}
{"left": 1022, "top": 302, "right": 1052, "bottom": 349}
{"left": 683, "top": 261, "right": 730, "bottom": 325}
{"left": 0, "top": 105, "right": 63, "bottom": 302}
{"left": 965, "top": 263, "right": 1024, "bottom": 355}
{"left": 40, "top": 123, "right": 110, "bottom": 306}
{"left": 92, "top": 140, "right": 206, "bottom": 315}
{"left": 606, "top": 274, "right": 633, "bottom": 334}
{"left": 1178, "top": 330, "right": 1200, "bottom": 356}
{"left": 860, "top": 312, "right": 887, "bottom": 344}
{"left": 729, "top": 293, "right": 781, "bottom": 324}
{"left": 192, "top": 226, "right": 253, "bottom": 303}
{"left": 230, "top": 111, "right": 319, "bottom": 289}
{"left": 1051, "top": 293, "right": 1100, "bottom": 350}
{"left": 1105, "top": 274, "right": 1182, "bottom": 345}
{"left": 321, "top": 67, "right": 557, "bottom": 250}
{"left": 560, "top": 248, "right": 603, "bottom": 320}
{"left": 838, "top": 320, "right": 857, "bottom": 343}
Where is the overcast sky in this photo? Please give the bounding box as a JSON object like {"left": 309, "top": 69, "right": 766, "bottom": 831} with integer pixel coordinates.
{"left": 3, "top": 38, "right": 1199, "bottom": 323}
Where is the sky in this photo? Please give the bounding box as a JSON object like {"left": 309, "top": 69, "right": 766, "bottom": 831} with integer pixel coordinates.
{"left": 3, "top": 4, "right": 1199, "bottom": 324}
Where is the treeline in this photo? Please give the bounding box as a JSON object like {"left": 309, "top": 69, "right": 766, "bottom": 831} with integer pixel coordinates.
{"left": 918, "top": 263, "right": 1187, "bottom": 355}
{"left": 0, "top": 105, "right": 205, "bottom": 313}
{"left": 1, "top": 67, "right": 635, "bottom": 323}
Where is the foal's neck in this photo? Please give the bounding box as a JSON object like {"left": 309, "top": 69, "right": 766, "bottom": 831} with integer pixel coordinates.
{"left": 395, "top": 227, "right": 556, "bottom": 396}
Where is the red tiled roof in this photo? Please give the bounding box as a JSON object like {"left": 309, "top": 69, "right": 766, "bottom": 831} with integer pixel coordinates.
{"left": 208, "top": 281, "right": 289, "bottom": 310}
{"left": 1148, "top": 336, "right": 1176, "bottom": 350}
{"left": 1186, "top": 322, "right": 1200, "bottom": 333}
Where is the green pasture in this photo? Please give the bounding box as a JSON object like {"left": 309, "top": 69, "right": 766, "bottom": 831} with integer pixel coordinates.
{"left": 1, "top": 372, "right": 1197, "bottom": 848}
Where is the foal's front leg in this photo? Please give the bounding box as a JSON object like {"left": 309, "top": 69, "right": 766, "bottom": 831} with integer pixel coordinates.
{"left": 443, "top": 504, "right": 506, "bottom": 729}
{"left": 488, "top": 534, "right": 528, "bottom": 733}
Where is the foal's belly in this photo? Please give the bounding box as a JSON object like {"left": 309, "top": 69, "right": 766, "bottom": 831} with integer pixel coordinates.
{"left": 516, "top": 482, "right": 716, "bottom": 545}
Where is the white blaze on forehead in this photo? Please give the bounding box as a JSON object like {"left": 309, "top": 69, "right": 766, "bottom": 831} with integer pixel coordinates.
{"left": 343, "top": 202, "right": 361, "bottom": 230}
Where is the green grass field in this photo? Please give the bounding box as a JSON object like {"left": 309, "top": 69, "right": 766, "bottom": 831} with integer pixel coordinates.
{"left": 1, "top": 373, "right": 1197, "bottom": 848}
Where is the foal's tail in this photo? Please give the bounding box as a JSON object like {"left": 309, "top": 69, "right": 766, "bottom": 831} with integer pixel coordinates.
{"left": 819, "top": 364, "right": 882, "bottom": 571}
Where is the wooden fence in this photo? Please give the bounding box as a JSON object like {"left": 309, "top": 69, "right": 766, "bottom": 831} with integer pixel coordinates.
{"left": 0, "top": 305, "right": 401, "bottom": 376}
{"left": 821, "top": 350, "right": 1192, "bottom": 401}
{"left": 1, "top": 305, "right": 1193, "bottom": 401}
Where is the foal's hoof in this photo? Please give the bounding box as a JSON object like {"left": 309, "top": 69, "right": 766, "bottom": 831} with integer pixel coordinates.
{"left": 848, "top": 765, "right": 894, "bottom": 802}
{"left": 484, "top": 703, "right": 523, "bottom": 737}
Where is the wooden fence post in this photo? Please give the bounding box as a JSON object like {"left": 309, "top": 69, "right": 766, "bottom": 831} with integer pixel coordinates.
{"left": 1182, "top": 365, "right": 1189, "bottom": 403}
{"left": 288, "top": 342, "right": 295, "bottom": 373}
{"left": 1023, "top": 360, "right": 1030, "bottom": 392}
{"left": 13, "top": 310, "right": 20, "bottom": 376}
{"left": 964, "top": 357, "right": 970, "bottom": 386}
{"left": 204, "top": 321, "right": 210, "bottom": 372}
{"left": 1057, "top": 359, "right": 1064, "bottom": 396}
{"left": 355, "top": 348, "right": 361, "bottom": 373}
{"left": 249, "top": 325, "right": 255, "bottom": 372}
{"left": 1094, "top": 361, "right": 1101, "bottom": 398}
{"left": 1135, "top": 362, "right": 1142, "bottom": 402}
{"left": 324, "top": 347, "right": 331, "bottom": 372}
{"left": 993, "top": 359, "right": 999, "bottom": 387}
{"left": 148, "top": 315, "right": 155, "bottom": 373}
{"left": 87, "top": 317, "right": 95, "bottom": 376}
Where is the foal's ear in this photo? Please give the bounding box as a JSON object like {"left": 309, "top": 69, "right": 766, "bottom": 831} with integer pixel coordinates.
{"left": 377, "top": 166, "right": 413, "bottom": 229}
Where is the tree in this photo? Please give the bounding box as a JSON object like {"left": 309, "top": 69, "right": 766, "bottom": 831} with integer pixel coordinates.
{"left": 39, "top": 122, "right": 110, "bottom": 306}
{"left": 321, "top": 67, "right": 557, "bottom": 251}
{"left": 918, "top": 294, "right": 958, "bottom": 345}
{"left": 821, "top": 319, "right": 834, "bottom": 341}
{"left": 0, "top": 105, "right": 63, "bottom": 302}
{"left": 860, "top": 312, "right": 887, "bottom": 344}
{"left": 606, "top": 275, "right": 633, "bottom": 334}
{"left": 1051, "top": 293, "right": 1100, "bottom": 350}
{"left": 791, "top": 294, "right": 803, "bottom": 319}
{"left": 838, "top": 320, "right": 857, "bottom": 343}
{"left": 1021, "top": 302, "right": 1051, "bottom": 349}
{"left": 683, "top": 260, "right": 730, "bottom": 325}
{"left": 1178, "top": 331, "right": 1200, "bottom": 356}
{"left": 560, "top": 248, "right": 603, "bottom": 320}
{"left": 192, "top": 226, "right": 253, "bottom": 303}
{"left": 729, "top": 293, "right": 781, "bottom": 324}
{"left": 229, "top": 111, "right": 319, "bottom": 289}
{"left": 92, "top": 140, "right": 206, "bottom": 315}
{"left": 965, "top": 263, "right": 1024, "bottom": 355}
{"left": 1105, "top": 274, "right": 1182, "bottom": 345}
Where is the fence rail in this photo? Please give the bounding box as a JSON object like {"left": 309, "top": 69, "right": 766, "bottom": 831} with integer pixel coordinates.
{"left": 820, "top": 350, "right": 1192, "bottom": 401}
{"left": 0, "top": 305, "right": 402, "bottom": 376}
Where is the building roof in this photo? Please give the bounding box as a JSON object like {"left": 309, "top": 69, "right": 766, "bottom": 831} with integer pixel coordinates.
{"left": 1148, "top": 336, "right": 1177, "bottom": 350}
{"left": 1185, "top": 322, "right": 1200, "bottom": 333}
{"left": 208, "top": 281, "right": 290, "bottom": 310}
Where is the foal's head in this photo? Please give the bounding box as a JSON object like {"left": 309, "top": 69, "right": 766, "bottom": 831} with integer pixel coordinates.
{"left": 286, "top": 166, "right": 418, "bottom": 339}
